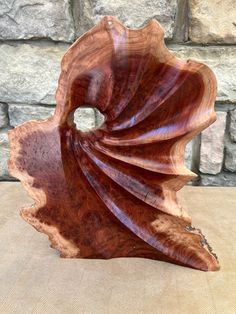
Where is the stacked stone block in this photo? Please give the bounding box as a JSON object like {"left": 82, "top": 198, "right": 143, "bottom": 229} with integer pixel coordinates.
{"left": 0, "top": 0, "right": 235, "bottom": 185}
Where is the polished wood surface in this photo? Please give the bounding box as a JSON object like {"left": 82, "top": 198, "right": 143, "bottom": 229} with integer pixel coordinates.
{"left": 8, "top": 16, "right": 219, "bottom": 271}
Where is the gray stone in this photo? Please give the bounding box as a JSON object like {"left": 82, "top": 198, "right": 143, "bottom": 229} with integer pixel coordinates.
{"left": 8, "top": 104, "right": 96, "bottom": 131}
{"left": 199, "top": 112, "right": 227, "bottom": 175}
{"left": 74, "top": 107, "right": 96, "bottom": 131}
{"left": 0, "top": 132, "right": 12, "bottom": 180}
{"left": 8, "top": 104, "right": 54, "bottom": 127}
{"left": 74, "top": 0, "right": 177, "bottom": 39}
{"left": 170, "top": 46, "right": 236, "bottom": 103}
{"left": 0, "top": 103, "right": 8, "bottom": 128}
{"left": 0, "top": 0, "right": 74, "bottom": 42}
{"left": 225, "top": 145, "right": 236, "bottom": 172}
{"left": 189, "top": 0, "right": 236, "bottom": 44}
{"left": 184, "top": 141, "right": 193, "bottom": 170}
{"left": 173, "top": 0, "right": 188, "bottom": 42}
{"left": 200, "top": 172, "right": 236, "bottom": 187}
{"left": 229, "top": 109, "right": 236, "bottom": 142}
{"left": 0, "top": 43, "right": 68, "bottom": 105}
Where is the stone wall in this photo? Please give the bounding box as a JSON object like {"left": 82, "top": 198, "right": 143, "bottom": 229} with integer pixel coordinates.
{"left": 0, "top": 0, "right": 235, "bottom": 185}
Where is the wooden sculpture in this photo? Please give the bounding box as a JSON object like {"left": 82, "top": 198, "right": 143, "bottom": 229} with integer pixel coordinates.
{"left": 8, "top": 16, "right": 220, "bottom": 271}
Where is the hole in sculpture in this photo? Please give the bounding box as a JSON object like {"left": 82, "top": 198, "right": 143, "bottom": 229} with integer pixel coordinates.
{"left": 107, "top": 20, "right": 113, "bottom": 27}
{"left": 73, "top": 106, "right": 105, "bottom": 132}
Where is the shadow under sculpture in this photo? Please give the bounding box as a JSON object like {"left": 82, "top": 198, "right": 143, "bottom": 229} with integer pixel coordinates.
{"left": 8, "top": 16, "right": 220, "bottom": 271}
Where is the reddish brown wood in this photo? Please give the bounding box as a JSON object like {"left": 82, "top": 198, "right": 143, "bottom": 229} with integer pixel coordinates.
{"left": 8, "top": 16, "right": 219, "bottom": 271}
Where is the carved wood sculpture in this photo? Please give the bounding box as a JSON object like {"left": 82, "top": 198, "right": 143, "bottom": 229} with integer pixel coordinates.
{"left": 8, "top": 16, "right": 220, "bottom": 271}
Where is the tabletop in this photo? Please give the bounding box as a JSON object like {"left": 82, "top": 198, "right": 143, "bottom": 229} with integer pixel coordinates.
{"left": 0, "top": 182, "right": 235, "bottom": 314}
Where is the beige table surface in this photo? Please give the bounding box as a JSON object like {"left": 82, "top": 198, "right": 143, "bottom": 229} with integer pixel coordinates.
{"left": 0, "top": 182, "right": 235, "bottom": 314}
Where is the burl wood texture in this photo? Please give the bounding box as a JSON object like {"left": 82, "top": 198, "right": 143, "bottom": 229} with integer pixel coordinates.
{"left": 8, "top": 16, "right": 219, "bottom": 271}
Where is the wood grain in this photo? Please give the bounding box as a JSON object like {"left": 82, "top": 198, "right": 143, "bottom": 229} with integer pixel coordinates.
{"left": 8, "top": 16, "right": 219, "bottom": 271}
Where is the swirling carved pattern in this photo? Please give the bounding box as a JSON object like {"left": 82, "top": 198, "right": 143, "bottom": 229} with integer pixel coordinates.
{"left": 8, "top": 16, "right": 219, "bottom": 271}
